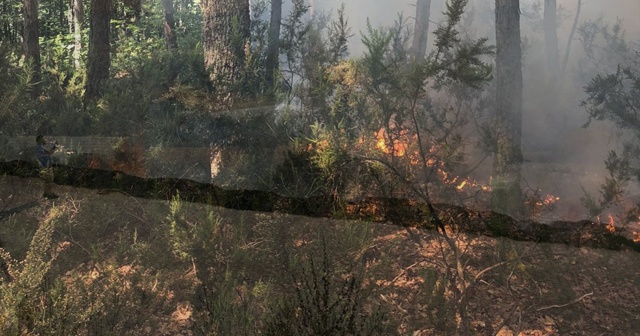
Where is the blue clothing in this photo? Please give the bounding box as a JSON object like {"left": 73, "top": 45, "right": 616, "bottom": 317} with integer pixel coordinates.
{"left": 36, "top": 144, "right": 53, "bottom": 167}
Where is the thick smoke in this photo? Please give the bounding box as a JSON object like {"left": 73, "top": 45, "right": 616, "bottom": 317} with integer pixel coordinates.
{"left": 296, "top": 0, "right": 640, "bottom": 220}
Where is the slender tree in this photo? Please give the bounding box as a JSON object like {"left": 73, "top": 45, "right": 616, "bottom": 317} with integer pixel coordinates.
{"left": 201, "top": 0, "right": 250, "bottom": 105}
{"left": 162, "top": 0, "right": 178, "bottom": 52}
{"left": 410, "top": 0, "right": 432, "bottom": 60}
{"left": 23, "top": 0, "right": 41, "bottom": 96}
{"left": 72, "top": 0, "right": 83, "bottom": 69}
{"left": 265, "top": 0, "right": 282, "bottom": 91}
{"left": 492, "top": 0, "right": 523, "bottom": 217}
{"left": 562, "top": 0, "right": 581, "bottom": 74}
{"left": 85, "top": 0, "right": 111, "bottom": 103}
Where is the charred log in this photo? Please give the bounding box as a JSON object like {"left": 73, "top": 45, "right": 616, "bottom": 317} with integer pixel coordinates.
{"left": 1, "top": 160, "right": 638, "bottom": 253}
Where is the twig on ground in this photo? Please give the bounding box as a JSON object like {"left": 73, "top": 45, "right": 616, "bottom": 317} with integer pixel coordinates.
{"left": 535, "top": 292, "right": 593, "bottom": 311}
{"left": 392, "top": 261, "right": 421, "bottom": 283}
{"left": 515, "top": 308, "right": 523, "bottom": 335}
{"left": 492, "top": 304, "right": 520, "bottom": 336}
{"left": 54, "top": 228, "right": 92, "bottom": 256}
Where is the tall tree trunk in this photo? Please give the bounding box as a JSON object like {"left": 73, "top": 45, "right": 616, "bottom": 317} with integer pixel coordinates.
{"left": 265, "top": 0, "right": 282, "bottom": 91}
{"left": 544, "top": 0, "right": 559, "bottom": 83}
{"left": 72, "top": 0, "right": 83, "bottom": 69}
{"left": 562, "top": 0, "right": 581, "bottom": 74}
{"left": 202, "top": 0, "right": 250, "bottom": 105}
{"left": 163, "top": 0, "right": 178, "bottom": 52}
{"left": 492, "top": 0, "right": 523, "bottom": 217}
{"left": 23, "top": 0, "right": 41, "bottom": 97}
{"left": 85, "top": 0, "right": 111, "bottom": 103}
{"left": 410, "top": 0, "right": 432, "bottom": 61}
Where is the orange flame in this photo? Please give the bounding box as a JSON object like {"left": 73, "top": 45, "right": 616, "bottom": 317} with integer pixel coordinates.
{"left": 372, "top": 128, "right": 492, "bottom": 196}
{"left": 606, "top": 214, "right": 616, "bottom": 233}
{"left": 535, "top": 194, "right": 560, "bottom": 207}
{"left": 375, "top": 129, "right": 407, "bottom": 157}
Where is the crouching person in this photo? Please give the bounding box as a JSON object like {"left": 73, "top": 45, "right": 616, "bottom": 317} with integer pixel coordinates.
{"left": 35, "top": 135, "right": 58, "bottom": 199}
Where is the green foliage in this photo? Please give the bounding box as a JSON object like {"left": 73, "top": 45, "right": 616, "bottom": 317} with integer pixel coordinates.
{"left": 165, "top": 192, "right": 235, "bottom": 265}
{"left": 266, "top": 0, "right": 494, "bottom": 209}
{"left": 163, "top": 193, "right": 263, "bottom": 334}
{"left": 266, "top": 148, "right": 326, "bottom": 198}
{"left": 583, "top": 66, "right": 640, "bottom": 129}
{"left": 0, "top": 203, "right": 158, "bottom": 334}
{"left": 191, "top": 270, "right": 259, "bottom": 336}
{"left": 0, "top": 206, "right": 60, "bottom": 332}
{"left": 581, "top": 32, "right": 640, "bottom": 218}
{"left": 0, "top": 0, "right": 210, "bottom": 139}
{"left": 421, "top": 268, "right": 456, "bottom": 332}
{"left": 577, "top": 18, "right": 634, "bottom": 84}
{"left": 327, "top": 4, "right": 353, "bottom": 63}
{"left": 0, "top": 52, "right": 45, "bottom": 135}
{"left": 349, "top": 0, "right": 492, "bottom": 201}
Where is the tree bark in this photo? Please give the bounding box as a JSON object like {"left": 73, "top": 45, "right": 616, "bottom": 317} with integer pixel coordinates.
{"left": 202, "top": 0, "right": 250, "bottom": 105}
{"left": 265, "top": 0, "right": 282, "bottom": 91}
{"left": 410, "top": 0, "right": 432, "bottom": 61}
{"left": 72, "top": 0, "right": 83, "bottom": 69}
{"left": 85, "top": 0, "right": 111, "bottom": 103}
{"left": 163, "top": 0, "right": 179, "bottom": 52}
{"left": 23, "top": 0, "right": 41, "bottom": 97}
{"left": 492, "top": 0, "right": 523, "bottom": 217}
{"left": 544, "top": 0, "right": 560, "bottom": 83}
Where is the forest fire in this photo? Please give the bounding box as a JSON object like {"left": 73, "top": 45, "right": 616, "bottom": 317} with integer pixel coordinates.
{"left": 536, "top": 194, "right": 560, "bottom": 207}
{"left": 373, "top": 127, "right": 493, "bottom": 197}
{"left": 594, "top": 214, "right": 617, "bottom": 233}
{"left": 455, "top": 178, "right": 492, "bottom": 192}
{"left": 374, "top": 128, "right": 408, "bottom": 157}
{"left": 372, "top": 127, "right": 573, "bottom": 217}
{"left": 606, "top": 214, "right": 616, "bottom": 233}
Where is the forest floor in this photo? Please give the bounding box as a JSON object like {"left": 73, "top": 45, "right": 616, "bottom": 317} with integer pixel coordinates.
{"left": 1, "top": 175, "right": 640, "bottom": 335}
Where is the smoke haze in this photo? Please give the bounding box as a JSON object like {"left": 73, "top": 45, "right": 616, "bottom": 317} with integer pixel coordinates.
{"left": 295, "top": 0, "right": 640, "bottom": 220}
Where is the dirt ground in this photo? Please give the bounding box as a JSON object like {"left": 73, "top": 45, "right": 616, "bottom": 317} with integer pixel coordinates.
{"left": 1, "top": 175, "right": 640, "bottom": 335}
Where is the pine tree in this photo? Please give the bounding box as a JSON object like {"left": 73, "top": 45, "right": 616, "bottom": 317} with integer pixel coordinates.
{"left": 202, "top": 0, "right": 251, "bottom": 106}
{"left": 491, "top": 0, "right": 523, "bottom": 217}
{"left": 22, "top": 0, "right": 41, "bottom": 96}
{"left": 85, "top": 0, "right": 111, "bottom": 103}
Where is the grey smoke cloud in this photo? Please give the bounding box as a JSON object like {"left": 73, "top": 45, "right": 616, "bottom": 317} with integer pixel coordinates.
{"left": 301, "top": 0, "right": 639, "bottom": 54}
{"left": 293, "top": 0, "right": 639, "bottom": 220}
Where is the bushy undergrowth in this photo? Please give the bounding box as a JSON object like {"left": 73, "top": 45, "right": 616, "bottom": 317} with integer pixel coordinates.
{"left": 264, "top": 243, "right": 388, "bottom": 336}
{"left": 0, "top": 203, "right": 161, "bottom": 335}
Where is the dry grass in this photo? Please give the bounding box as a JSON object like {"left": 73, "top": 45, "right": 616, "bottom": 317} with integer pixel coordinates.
{"left": 1, "top": 175, "right": 640, "bottom": 335}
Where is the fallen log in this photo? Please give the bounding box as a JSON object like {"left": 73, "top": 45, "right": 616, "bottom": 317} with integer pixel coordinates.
{"left": 1, "top": 160, "right": 638, "bottom": 252}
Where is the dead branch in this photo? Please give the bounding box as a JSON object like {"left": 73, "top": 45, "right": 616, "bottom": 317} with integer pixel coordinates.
{"left": 492, "top": 304, "right": 520, "bottom": 336}
{"left": 53, "top": 228, "right": 92, "bottom": 256}
{"left": 535, "top": 292, "right": 593, "bottom": 311}
{"left": 392, "top": 261, "right": 421, "bottom": 283}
